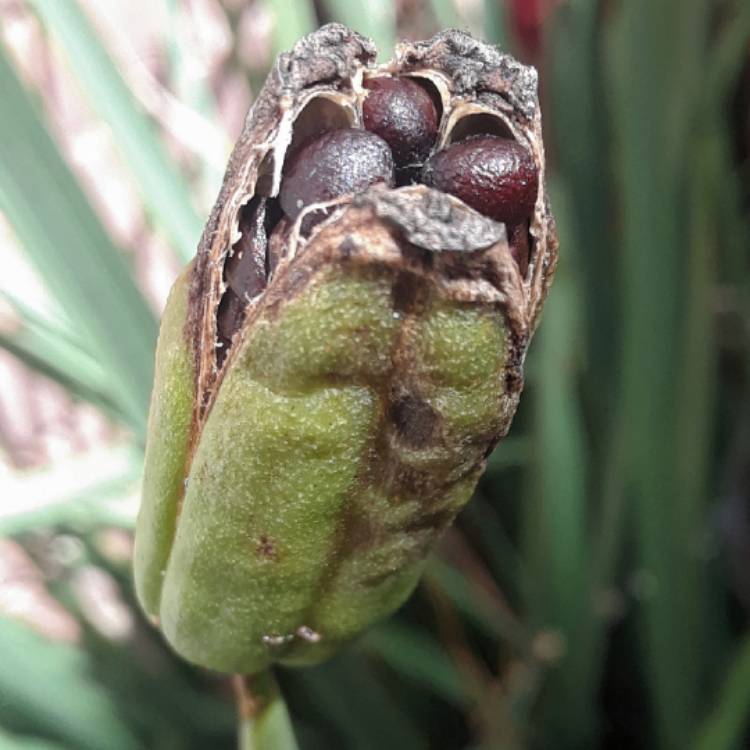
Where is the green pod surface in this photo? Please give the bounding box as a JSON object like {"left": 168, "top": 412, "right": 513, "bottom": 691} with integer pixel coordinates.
{"left": 134, "top": 25, "right": 558, "bottom": 674}
{"left": 134, "top": 262, "right": 195, "bottom": 618}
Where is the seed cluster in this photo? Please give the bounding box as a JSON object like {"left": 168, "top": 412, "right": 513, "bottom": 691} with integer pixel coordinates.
{"left": 217, "top": 74, "right": 540, "bottom": 363}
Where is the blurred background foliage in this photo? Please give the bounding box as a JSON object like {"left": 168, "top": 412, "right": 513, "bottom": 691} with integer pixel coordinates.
{"left": 0, "top": 0, "right": 749, "bottom": 748}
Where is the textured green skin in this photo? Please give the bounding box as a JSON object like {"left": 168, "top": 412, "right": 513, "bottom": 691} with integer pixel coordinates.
{"left": 134, "top": 263, "right": 195, "bottom": 617}
{"left": 137, "top": 260, "right": 509, "bottom": 674}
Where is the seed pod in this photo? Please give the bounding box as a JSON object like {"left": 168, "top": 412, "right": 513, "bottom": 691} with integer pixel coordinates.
{"left": 134, "top": 24, "right": 558, "bottom": 674}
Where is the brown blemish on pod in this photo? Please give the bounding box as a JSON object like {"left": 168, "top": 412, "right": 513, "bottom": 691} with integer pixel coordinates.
{"left": 389, "top": 394, "right": 441, "bottom": 449}
{"left": 256, "top": 534, "right": 278, "bottom": 561}
{"left": 392, "top": 271, "right": 427, "bottom": 314}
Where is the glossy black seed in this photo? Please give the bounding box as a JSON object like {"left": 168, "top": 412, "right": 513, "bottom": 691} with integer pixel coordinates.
{"left": 363, "top": 77, "right": 438, "bottom": 181}
{"left": 280, "top": 128, "right": 395, "bottom": 223}
{"left": 421, "top": 134, "right": 538, "bottom": 225}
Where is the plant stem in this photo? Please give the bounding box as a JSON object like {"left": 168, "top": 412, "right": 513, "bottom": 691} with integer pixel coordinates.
{"left": 234, "top": 671, "right": 299, "bottom": 750}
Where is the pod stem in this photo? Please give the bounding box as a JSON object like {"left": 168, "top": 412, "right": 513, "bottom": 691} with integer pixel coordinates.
{"left": 233, "top": 670, "right": 299, "bottom": 750}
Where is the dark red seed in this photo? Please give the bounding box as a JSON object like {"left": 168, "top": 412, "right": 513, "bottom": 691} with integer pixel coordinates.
{"left": 422, "top": 134, "right": 538, "bottom": 225}
{"left": 224, "top": 199, "right": 268, "bottom": 301}
{"left": 280, "top": 128, "right": 394, "bottom": 223}
{"left": 363, "top": 77, "right": 438, "bottom": 180}
{"left": 216, "top": 288, "right": 246, "bottom": 365}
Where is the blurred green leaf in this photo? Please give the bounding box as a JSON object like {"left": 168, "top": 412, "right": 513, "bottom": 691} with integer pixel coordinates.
{"left": 462, "top": 498, "right": 531, "bottom": 604}
{"left": 548, "top": 0, "right": 615, "bottom": 428}
{"left": 482, "top": 0, "right": 507, "bottom": 47}
{"left": 607, "top": 1, "right": 714, "bottom": 745}
{"left": 0, "top": 42, "right": 156, "bottom": 437}
{"left": 0, "top": 452, "right": 139, "bottom": 535}
{"left": 694, "top": 635, "right": 750, "bottom": 750}
{"left": 521, "top": 266, "right": 595, "bottom": 746}
{"left": 164, "top": 0, "right": 224, "bottom": 205}
{"left": 27, "top": 0, "right": 203, "bottom": 263}
{"left": 0, "top": 729, "right": 67, "bottom": 750}
{"left": 323, "top": 0, "right": 395, "bottom": 58}
{"left": 0, "top": 617, "right": 141, "bottom": 750}
{"left": 291, "top": 653, "right": 425, "bottom": 750}
{"left": 706, "top": 1, "right": 750, "bottom": 281}
{"left": 427, "top": 559, "right": 530, "bottom": 651}
{"left": 362, "top": 622, "right": 469, "bottom": 706}
{"left": 427, "top": 0, "right": 462, "bottom": 30}
{"left": 485, "top": 436, "right": 528, "bottom": 474}
{"left": 0, "top": 293, "right": 128, "bottom": 424}
{"left": 265, "top": 0, "right": 318, "bottom": 56}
